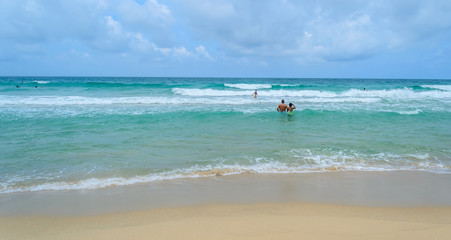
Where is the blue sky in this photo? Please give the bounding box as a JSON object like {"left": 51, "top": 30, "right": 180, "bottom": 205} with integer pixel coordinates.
{"left": 0, "top": 0, "right": 450, "bottom": 78}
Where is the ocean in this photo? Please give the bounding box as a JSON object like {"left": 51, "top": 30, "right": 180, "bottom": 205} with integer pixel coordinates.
{"left": 0, "top": 77, "right": 450, "bottom": 194}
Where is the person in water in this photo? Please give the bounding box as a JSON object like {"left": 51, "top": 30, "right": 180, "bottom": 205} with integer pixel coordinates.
{"left": 287, "top": 103, "right": 296, "bottom": 113}
{"left": 252, "top": 89, "right": 258, "bottom": 98}
{"left": 277, "top": 99, "right": 288, "bottom": 112}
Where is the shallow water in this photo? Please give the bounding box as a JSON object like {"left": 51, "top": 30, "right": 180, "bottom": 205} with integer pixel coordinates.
{"left": 1, "top": 77, "right": 450, "bottom": 193}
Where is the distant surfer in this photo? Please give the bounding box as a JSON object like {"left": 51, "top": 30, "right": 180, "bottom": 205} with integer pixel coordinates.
{"left": 287, "top": 103, "right": 296, "bottom": 114}
{"left": 277, "top": 99, "right": 288, "bottom": 112}
{"left": 363, "top": 88, "right": 366, "bottom": 91}
{"left": 252, "top": 89, "right": 258, "bottom": 98}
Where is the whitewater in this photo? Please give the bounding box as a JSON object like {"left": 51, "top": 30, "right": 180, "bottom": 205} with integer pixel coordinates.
{"left": 0, "top": 77, "right": 450, "bottom": 193}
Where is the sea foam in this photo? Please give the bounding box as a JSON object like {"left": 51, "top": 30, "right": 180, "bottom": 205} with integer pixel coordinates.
{"left": 33, "top": 81, "right": 51, "bottom": 84}
{"left": 224, "top": 83, "right": 273, "bottom": 89}
{"left": 1, "top": 151, "right": 449, "bottom": 194}
{"left": 172, "top": 88, "right": 451, "bottom": 99}
{"left": 1, "top": 77, "right": 450, "bottom": 195}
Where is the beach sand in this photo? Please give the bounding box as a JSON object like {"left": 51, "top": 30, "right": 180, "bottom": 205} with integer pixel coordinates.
{"left": 1, "top": 203, "right": 451, "bottom": 240}
{"left": 1, "top": 172, "right": 451, "bottom": 239}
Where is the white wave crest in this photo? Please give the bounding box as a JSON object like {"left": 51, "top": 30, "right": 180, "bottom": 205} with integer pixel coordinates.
{"left": 1, "top": 156, "right": 449, "bottom": 193}
{"left": 173, "top": 88, "right": 338, "bottom": 97}
{"left": 0, "top": 95, "right": 266, "bottom": 106}
{"left": 397, "top": 109, "right": 422, "bottom": 115}
{"left": 224, "top": 83, "right": 272, "bottom": 89}
{"left": 343, "top": 88, "right": 451, "bottom": 99}
{"left": 173, "top": 87, "right": 451, "bottom": 99}
{"left": 300, "top": 97, "right": 380, "bottom": 103}
{"left": 0, "top": 96, "right": 170, "bottom": 106}
{"left": 173, "top": 88, "right": 250, "bottom": 96}
{"left": 279, "top": 84, "right": 299, "bottom": 87}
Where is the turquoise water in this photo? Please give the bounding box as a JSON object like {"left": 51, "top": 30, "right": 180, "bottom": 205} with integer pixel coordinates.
{"left": 0, "top": 77, "right": 450, "bottom": 193}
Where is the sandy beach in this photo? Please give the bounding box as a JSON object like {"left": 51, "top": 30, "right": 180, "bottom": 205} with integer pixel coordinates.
{"left": 1, "top": 172, "right": 451, "bottom": 239}
{"left": 2, "top": 203, "right": 451, "bottom": 240}
{"left": 1, "top": 0, "right": 451, "bottom": 238}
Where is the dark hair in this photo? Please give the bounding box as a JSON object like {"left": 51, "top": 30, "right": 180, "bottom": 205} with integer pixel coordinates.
{"left": 281, "top": 99, "right": 285, "bottom": 103}
{"left": 289, "top": 103, "right": 293, "bottom": 107}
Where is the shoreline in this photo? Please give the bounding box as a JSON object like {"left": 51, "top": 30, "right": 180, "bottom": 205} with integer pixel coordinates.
{"left": 1, "top": 171, "right": 451, "bottom": 239}
{"left": 1, "top": 171, "right": 450, "bottom": 217}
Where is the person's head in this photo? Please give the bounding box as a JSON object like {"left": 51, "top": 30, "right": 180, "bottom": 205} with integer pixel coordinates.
{"left": 281, "top": 99, "right": 285, "bottom": 103}
{"left": 289, "top": 103, "right": 293, "bottom": 107}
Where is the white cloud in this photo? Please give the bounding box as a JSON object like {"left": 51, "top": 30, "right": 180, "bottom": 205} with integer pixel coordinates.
{"left": 0, "top": 0, "right": 213, "bottom": 62}
{"left": 0, "top": 0, "right": 450, "bottom": 77}
{"left": 173, "top": 47, "right": 191, "bottom": 57}
{"left": 105, "top": 16, "right": 123, "bottom": 35}
{"left": 96, "top": 14, "right": 213, "bottom": 61}
{"left": 174, "top": 0, "right": 451, "bottom": 62}
{"left": 196, "top": 45, "right": 214, "bottom": 61}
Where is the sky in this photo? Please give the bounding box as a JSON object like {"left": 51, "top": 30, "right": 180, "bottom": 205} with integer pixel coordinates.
{"left": 0, "top": 0, "right": 450, "bottom": 79}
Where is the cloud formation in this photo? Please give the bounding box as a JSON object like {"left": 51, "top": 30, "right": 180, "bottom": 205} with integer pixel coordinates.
{"left": 176, "top": 0, "right": 451, "bottom": 62}
{"left": 0, "top": 0, "right": 450, "bottom": 77}
{"left": 0, "top": 0, "right": 210, "bottom": 61}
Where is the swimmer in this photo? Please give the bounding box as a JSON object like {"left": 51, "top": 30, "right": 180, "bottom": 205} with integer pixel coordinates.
{"left": 252, "top": 89, "right": 258, "bottom": 98}
{"left": 287, "top": 103, "right": 296, "bottom": 112}
{"left": 277, "top": 99, "right": 288, "bottom": 112}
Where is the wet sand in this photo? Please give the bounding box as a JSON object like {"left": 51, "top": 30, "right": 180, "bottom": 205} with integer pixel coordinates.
{"left": 1, "top": 171, "right": 451, "bottom": 239}
{"left": 1, "top": 171, "right": 450, "bottom": 216}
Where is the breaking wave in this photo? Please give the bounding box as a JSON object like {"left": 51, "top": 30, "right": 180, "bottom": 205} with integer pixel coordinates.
{"left": 173, "top": 88, "right": 451, "bottom": 99}
{"left": 224, "top": 83, "right": 273, "bottom": 89}
{"left": 1, "top": 151, "right": 449, "bottom": 194}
